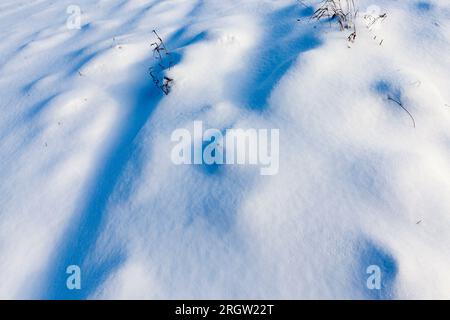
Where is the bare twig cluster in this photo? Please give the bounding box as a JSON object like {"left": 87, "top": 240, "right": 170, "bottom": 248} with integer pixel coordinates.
{"left": 363, "top": 12, "right": 387, "bottom": 46}
{"left": 311, "top": 0, "right": 358, "bottom": 42}
{"left": 364, "top": 8, "right": 387, "bottom": 46}
{"left": 149, "top": 30, "right": 174, "bottom": 95}
{"left": 312, "top": 0, "right": 356, "bottom": 30}
{"left": 364, "top": 12, "right": 387, "bottom": 30}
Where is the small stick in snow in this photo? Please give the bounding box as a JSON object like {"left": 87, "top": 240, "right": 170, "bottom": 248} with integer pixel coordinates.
{"left": 387, "top": 96, "right": 416, "bottom": 128}
{"left": 161, "top": 76, "right": 174, "bottom": 95}
{"left": 348, "top": 30, "right": 357, "bottom": 42}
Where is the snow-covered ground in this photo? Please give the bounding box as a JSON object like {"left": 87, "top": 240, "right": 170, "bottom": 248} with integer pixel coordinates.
{"left": 1, "top": 0, "right": 450, "bottom": 299}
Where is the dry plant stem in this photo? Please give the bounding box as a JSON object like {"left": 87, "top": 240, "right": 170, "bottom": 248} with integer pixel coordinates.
{"left": 149, "top": 30, "right": 174, "bottom": 95}
{"left": 311, "top": 0, "right": 357, "bottom": 41}
{"left": 387, "top": 96, "right": 416, "bottom": 128}
{"left": 151, "top": 30, "right": 170, "bottom": 61}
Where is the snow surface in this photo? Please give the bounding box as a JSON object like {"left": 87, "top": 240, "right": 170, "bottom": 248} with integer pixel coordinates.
{"left": 1, "top": 0, "right": 450, "bottom": 299}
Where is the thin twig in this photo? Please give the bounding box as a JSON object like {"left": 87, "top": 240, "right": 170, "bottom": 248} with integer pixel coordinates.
{"left": 387, "top": 96, "right": 416, "bottom": 128}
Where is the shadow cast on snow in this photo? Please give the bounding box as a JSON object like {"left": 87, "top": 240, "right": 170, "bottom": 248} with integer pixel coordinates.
{"left": 42, "top": 83, "right": 164, "bottom": 299}
{"left": 41, "top": 42, "right": 179, "bottom": 300}
{"left": 236, "top": 4, "right": 321, "bottom": 111}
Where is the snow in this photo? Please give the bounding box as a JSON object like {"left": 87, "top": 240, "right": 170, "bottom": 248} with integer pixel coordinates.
{"left": 0, "top": 0, "right": 450, "bottom": 299}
